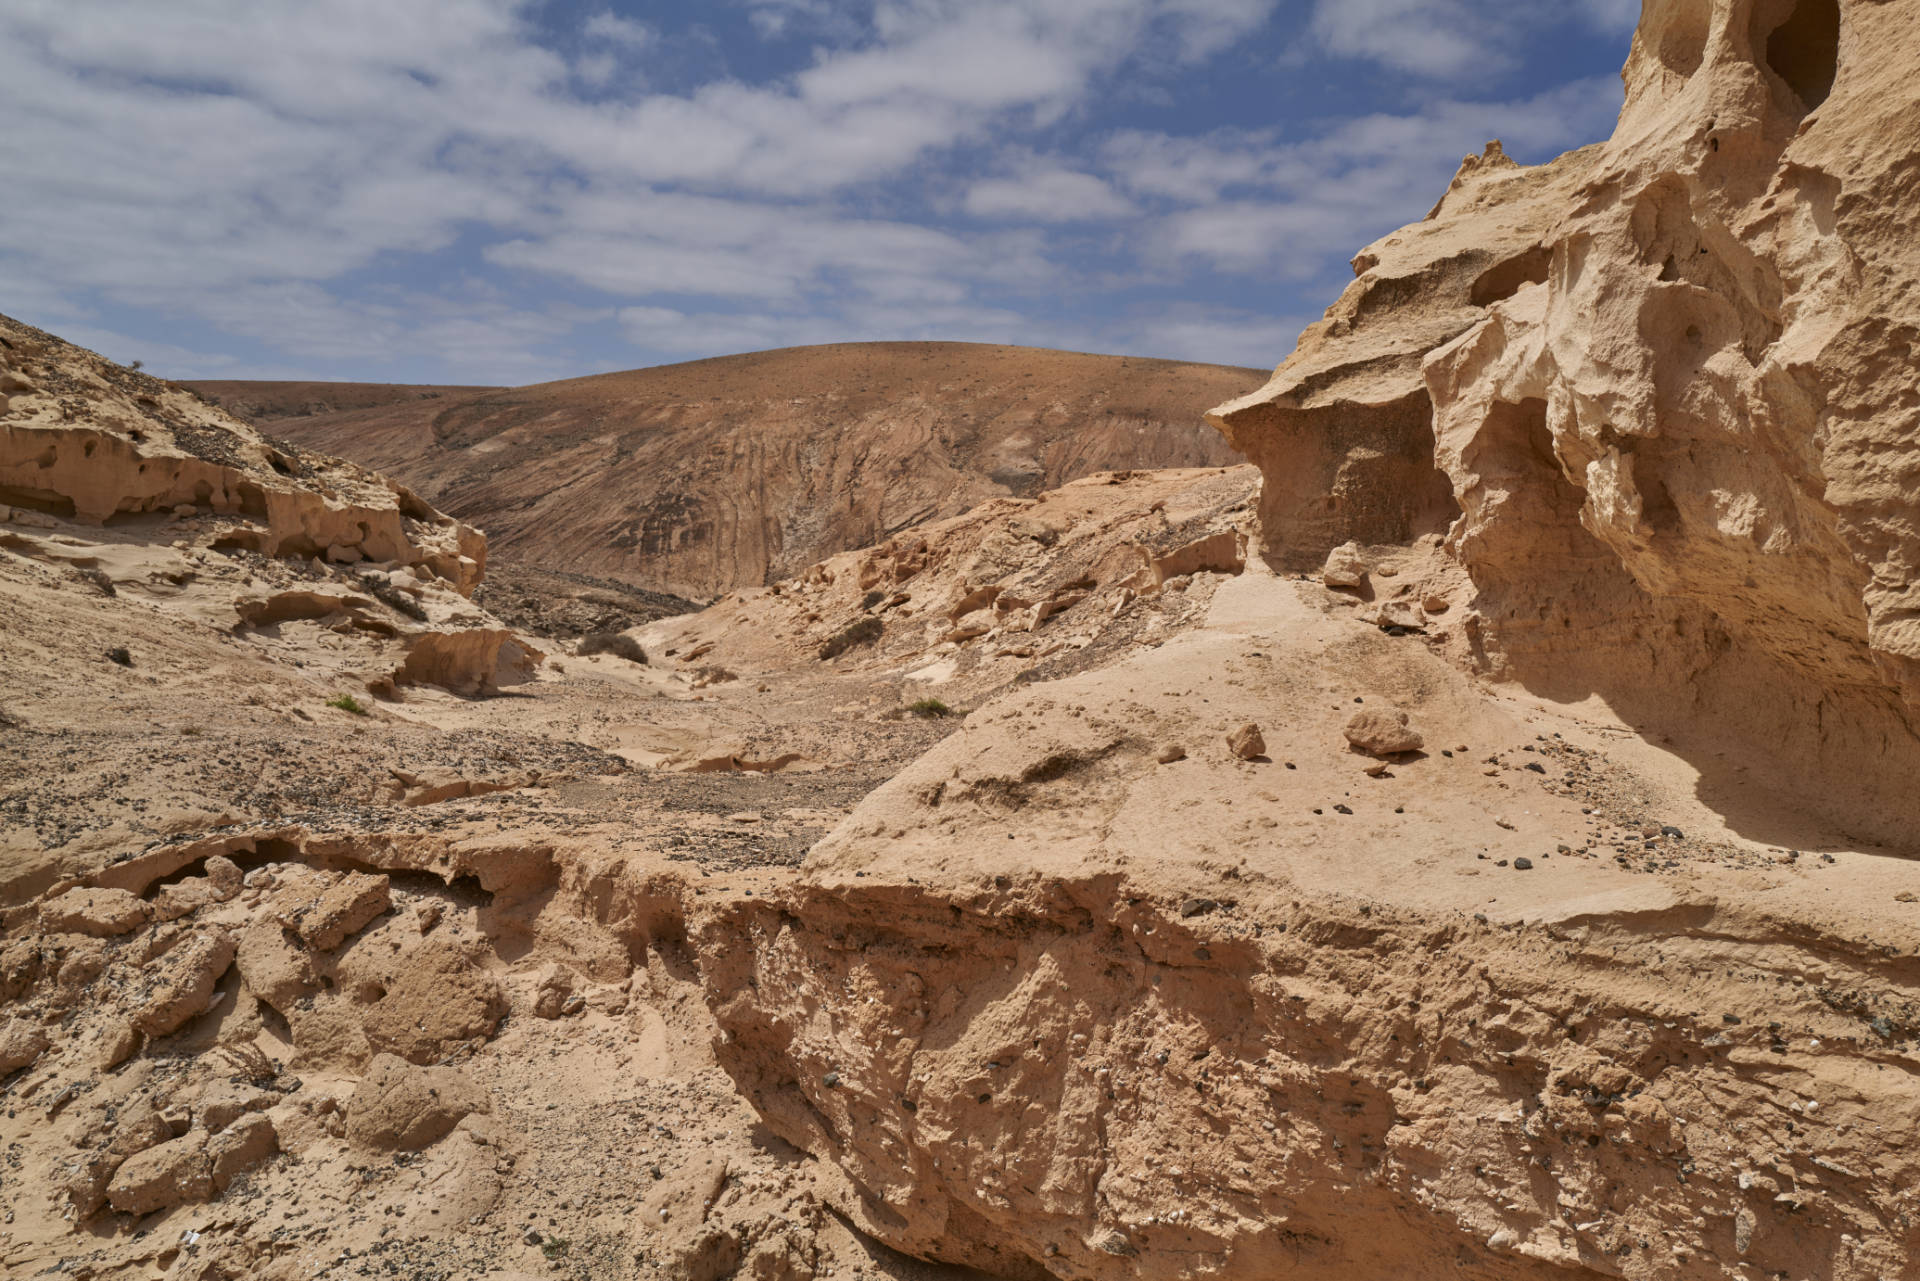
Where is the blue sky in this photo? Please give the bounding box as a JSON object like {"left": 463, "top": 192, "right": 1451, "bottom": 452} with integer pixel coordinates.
{"left": 0, "top": 1, "right": 1636, "bottom": 384}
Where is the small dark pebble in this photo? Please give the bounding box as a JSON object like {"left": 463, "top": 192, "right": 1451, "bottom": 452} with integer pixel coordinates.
{"left": 1524, "top": 762, "right": 1546, "bottom": 775}
{"left": 1513, "top": 857, "right": 1533, "bottom": 870}
{"left": 1333, "top": 804, "right": 1352, "bottom": 815}
{"left": 822, "top": 1071, "right": 840, "bottom": 1088}
{"left": 1180, "top": 897, "right": 1220, "bottom": 918}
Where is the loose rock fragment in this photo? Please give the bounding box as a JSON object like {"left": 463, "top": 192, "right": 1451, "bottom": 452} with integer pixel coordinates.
{"left": 1344, "top": 706, "right": 1423, "bottom": 755}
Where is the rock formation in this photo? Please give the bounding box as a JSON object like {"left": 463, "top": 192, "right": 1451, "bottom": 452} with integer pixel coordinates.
{"left": 1212, "top": 0, "right": 1920, "bottom": 848}
{"left": 686, "top": 5, "right": 1920, "bottom": 1280}
{"left": 0, "top": 315, "right": 484, "bottom": 592}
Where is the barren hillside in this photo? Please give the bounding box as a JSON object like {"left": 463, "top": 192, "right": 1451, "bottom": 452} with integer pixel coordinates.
{"left": 8, "top": 2, "right": 1920, "bottom": 1280}
{"left": 189, "top": 381, "right": 494, "bottom": 424}
{"left": 195, "top": 343, "right": 1260, "bottom": 599}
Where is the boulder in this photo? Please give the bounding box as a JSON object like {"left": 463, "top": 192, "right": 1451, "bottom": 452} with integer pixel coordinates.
{"left": 234, "top": 915, "right": 320, "bottom": 1011}
{"left": 1226, "top": 723, "right": 1266, "bottom": 760}
{"left": 134, "top": 929, "right": 236, "bottom": 1039}
{"left": 40, "top": 886, "right": 150, "bottom": 937}
{"left": 276, "top": 870, "right": 390, "bottom": 951}
{"left": 360, "top": 938, "right": 506, "bottom": 1064}
{"left": 344, "top": 1054, "right": 490, "bottom": 1152}
{"left": 532, "top": 963, "right": 574, "bottom": 1020}
{"left": 107, "top": 1131, "right": 213, "bottom": 1215}
{"left": 208, "top": 1112, "right": 278, "bottom": 1189}
{"left": 1320, "top": 541, "right": 1368, "bottom": 588}
{"left": 0, "top": 1017, "right": 50, "bottom": 1074}
{"left": 1344, "top": 707, "right": 1423, "bottom": 756}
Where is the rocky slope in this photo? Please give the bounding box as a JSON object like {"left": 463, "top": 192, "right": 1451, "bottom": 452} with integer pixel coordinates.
{"left": 200, "top": 343, "right": 1260, "bottom": 600}
{"left": 187, "top": 380, "right": 493, "bottom": 425}
{"left": 685, "top": 3, "right": 1920, "bottom": 1279}
{"left": 0, "top": 316, "right": 1264, "bottom": 1280}
{"left": 1, "top": 315, "right": 484, "bottom": 592}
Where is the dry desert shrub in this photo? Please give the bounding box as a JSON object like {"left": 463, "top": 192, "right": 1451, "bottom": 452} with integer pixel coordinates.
{"left": 576, "top": 631, "right": 647, "bottom": 664}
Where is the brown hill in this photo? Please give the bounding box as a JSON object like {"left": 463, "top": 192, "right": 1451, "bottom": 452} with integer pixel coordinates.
{"left": 193, "top": 342, "right": 1261, "bottom": 599}
{"left": 190, "top": 380, "right": 494, "bottom": 424}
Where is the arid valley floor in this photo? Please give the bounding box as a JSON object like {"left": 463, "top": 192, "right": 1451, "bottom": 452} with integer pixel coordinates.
{"left": 6, "top": 3, "right": 1920, "bottom": 1279}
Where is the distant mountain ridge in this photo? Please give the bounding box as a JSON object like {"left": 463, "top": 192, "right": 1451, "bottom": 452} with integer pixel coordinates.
{"left": 191, "top": 341, "right": 1263, "bottom": 599}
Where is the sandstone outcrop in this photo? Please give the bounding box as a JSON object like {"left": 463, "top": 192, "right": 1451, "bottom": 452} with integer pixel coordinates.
{"left": 1210, "top": 0, "right": 1920, "bottom": 848}
{"left": 685, "top": 6, "right": 1920, "bottom": 1281}
{"left": 344, "top": 1055, "right": 490, "bottom": 1152}
{"left": 0, "top": 314, "right": 485, "bottom": 593}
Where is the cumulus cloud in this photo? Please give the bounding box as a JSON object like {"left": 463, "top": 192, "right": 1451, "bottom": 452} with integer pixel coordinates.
{"left": 1104, "top": 75, "right": 1624, "bottom": 274}
{"left": 0, "top": 0, "right": 1628, "bottom": 380}
{"left": 1307, "top": 0, "right": 1641, "bottom": 80}
{"left": 965, "top": 163, "right": 1136, "bottom": 222}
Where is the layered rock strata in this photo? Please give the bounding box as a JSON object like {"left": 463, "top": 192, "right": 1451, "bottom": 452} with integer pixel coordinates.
{"left": 0, "top": 314, "right": 484, "bottom": 592}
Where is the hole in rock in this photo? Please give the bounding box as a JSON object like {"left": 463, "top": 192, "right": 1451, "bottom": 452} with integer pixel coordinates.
{"left": 0, "top": 484, "right": 75, "bottom": 517}
{"left": 1758, "top": 0, "right": 1839, "bottom": 111}
{"left": 210, "top": 532, "right": 262, "bottom": 555}
{"left": 233, "top": 482, "right": 269, "bottom": 520}
{"left": 1655, "top": 6, "right": 1709, "bottom": 77}
{"left": 1470, "top": 245, "right": 1552, "bottom": 306}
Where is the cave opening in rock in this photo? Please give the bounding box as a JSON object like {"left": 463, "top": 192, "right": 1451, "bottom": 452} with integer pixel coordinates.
{"left": 1469, "top": 245, "right": 1552, "bottom": 307}
{"left": 1761, "top": 0, "right": 1840, "bottom": 111}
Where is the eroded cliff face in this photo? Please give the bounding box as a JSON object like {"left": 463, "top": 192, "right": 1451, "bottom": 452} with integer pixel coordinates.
{"left": 1212, "top": 0, "right": 1920, "bottom": 846}
{"left": 692, "top": 5, "right": 1920, "bottom": 1281}
{"left": 0, "top": 314, "right": 485, "bottom": 593}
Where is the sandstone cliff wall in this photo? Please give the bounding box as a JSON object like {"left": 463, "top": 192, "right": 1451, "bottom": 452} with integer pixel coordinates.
{"left": 1211, "top": 0, "right": 1920, "bottom": 848}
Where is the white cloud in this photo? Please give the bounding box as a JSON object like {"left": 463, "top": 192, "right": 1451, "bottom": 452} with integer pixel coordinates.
{"left": 1309, "top": 0, "right": 1489, "bottom": 79}
{"left": 0, "top": 0, "right": 1629, "bottom": 382}
{"left": 966, "top": 166, "right": 1135, "bottom": 221}
{"left": 1307, "top": 0, "right": 1642, "bottom": 80}
{"left": 583, "top": 11, "right": 653, "bottom": 48}
{"left": 1104, "top": 76, "right": 1623, "bottom": 274}
{"left": 1099, "top": 303, "right": 1308, "bottom": 368}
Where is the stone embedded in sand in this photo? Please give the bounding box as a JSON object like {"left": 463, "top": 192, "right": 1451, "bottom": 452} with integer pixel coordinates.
{"left": 107, "top": 1100, "right": 175, "bottom": 1158}
{"left": 393, "top": 628, "right": 543, "bottom": 696}
{"left": 360, "top": 938, "right": 506, "bottom": 1064}
{"left": 276, "top": 870, "right": 390, "bottom": 951}
{"left": 135, "top": 929, "right": 237, "bottom": 1039}
{"left": 1226, "top": 723, "right": 1266, "bottom": 760}
{"left": 40, "top": 886, "right": 150, "bottom": 937}
{"left": 532, "top": 963, "right": 574, "bottom": 1020}
{"left": 208, "top": 1113, "right": 279, "bottom": 1190}
{"left": 0, "top": 1017, "right": 50, "bottom": 1074}
{"left": 1344, "top": 707, "right": 1423, "bottom": 756}
{"left": 1156, "top": 744, "right": 1187, "bottom": 764}
{"left": 196, "top": 1082, "right": 281, "bottom": 1134}
{"left": 107, "top": 1131, "right": 214, "bottom": 1215}
{"left": 1321, "top": 541, "right": 1369, "bottom": 588}
{"left": 235, "top": 915, "right": 320, "bottom": 1011}
{"left": 63, "top": 1151, "right": 123, "bottom": 1220}
{"left": 344, "top": 1054, "right": 490, "bottom": 1152}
